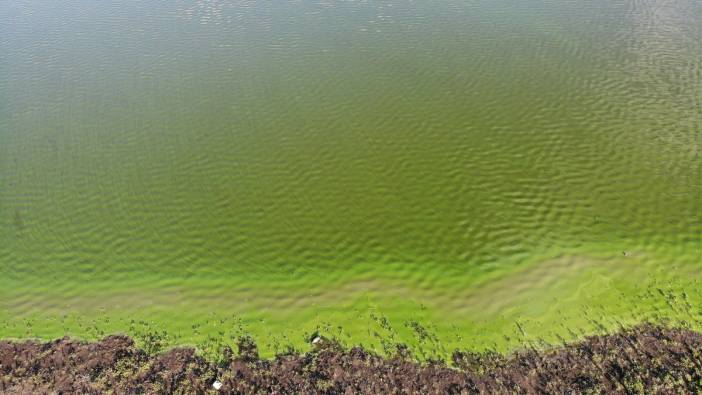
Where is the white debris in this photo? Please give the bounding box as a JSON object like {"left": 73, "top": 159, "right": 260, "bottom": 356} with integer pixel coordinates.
{"left": 212, "top": 380, "right": 223, "bottom": 390}
{"left": 312, "top": 336, "right": 322, "bottom": 344}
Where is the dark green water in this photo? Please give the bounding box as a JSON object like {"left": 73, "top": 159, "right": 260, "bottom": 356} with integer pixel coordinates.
{"left": 1, "top": 0, "right": 702, "bottom": 355}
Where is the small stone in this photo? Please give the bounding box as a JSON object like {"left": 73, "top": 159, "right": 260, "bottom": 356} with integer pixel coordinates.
{"left": 312, "top": 336, "right": 322, "bottom": 344}
{"left": 212, "top": 380, "right": 223, "bottom": 390}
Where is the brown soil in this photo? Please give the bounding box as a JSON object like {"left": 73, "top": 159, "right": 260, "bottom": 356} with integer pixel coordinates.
{"left": 2, "top": 323, "right": 702, "bottom": 394}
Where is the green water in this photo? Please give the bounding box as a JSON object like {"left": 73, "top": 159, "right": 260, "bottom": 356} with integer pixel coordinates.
{"left": 2, "top": 0, "right": 702, "bottom": 356}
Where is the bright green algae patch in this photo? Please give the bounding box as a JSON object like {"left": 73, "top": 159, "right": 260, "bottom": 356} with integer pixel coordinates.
{"left": 2, "top": 0, "right": 702, "bottom": 358}
{"left": 2, "top": 249, "right": 702, "bottom": 359}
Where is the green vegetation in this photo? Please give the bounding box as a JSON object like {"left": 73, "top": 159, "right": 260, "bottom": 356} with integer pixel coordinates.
{"left": 2, "top": 268, "right": 702, "bottom": 362}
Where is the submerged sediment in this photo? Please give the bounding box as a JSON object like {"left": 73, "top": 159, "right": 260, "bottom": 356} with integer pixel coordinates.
{"left": 1, "top": 323, "right": 701, "bottom": 394}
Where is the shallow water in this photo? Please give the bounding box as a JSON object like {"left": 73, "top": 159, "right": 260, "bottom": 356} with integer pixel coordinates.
{"left": 1, "top": 0, "right": 702, "bottom": 355}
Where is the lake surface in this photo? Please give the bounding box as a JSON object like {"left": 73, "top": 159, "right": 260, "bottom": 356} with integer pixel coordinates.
{"left": 2, "top": 0, "right": 702, "bottom": 355}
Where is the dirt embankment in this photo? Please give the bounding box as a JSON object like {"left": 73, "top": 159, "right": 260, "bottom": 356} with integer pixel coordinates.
{"left": 1, "top": 323, "right": 702, "bottom": 394}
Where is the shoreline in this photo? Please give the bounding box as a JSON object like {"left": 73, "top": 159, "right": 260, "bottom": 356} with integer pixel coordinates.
{"left": 2, "top": 323, "right": 701, "bottom": 393}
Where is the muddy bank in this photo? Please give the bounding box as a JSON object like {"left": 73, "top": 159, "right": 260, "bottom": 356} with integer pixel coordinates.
{"left": 1, "top": 323, "right": 702, "bottom": 394}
